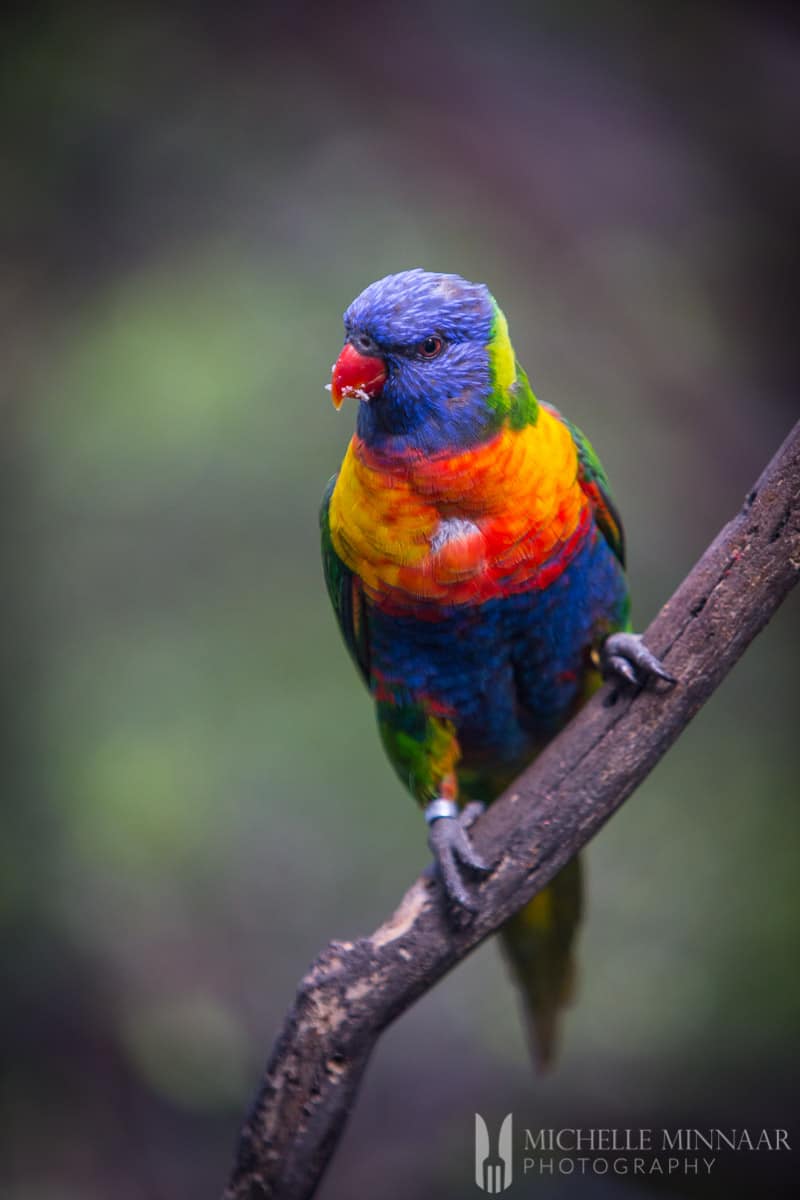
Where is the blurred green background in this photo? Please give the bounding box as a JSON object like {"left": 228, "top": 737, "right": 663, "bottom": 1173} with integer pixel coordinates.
{"left": 1, "top": 3, "right": 798, "bottom": 1197}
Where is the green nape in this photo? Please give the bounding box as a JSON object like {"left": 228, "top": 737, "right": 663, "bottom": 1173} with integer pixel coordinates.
{"left": 508, "top": 363, "right": 539, "bottom": 430}
{"left": 486, "top": 302, "right": 539, "bottom": 430}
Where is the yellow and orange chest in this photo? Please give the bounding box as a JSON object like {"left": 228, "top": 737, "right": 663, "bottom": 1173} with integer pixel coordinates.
{"left": 329, "top": 408, "right": 589, "bottom": 608}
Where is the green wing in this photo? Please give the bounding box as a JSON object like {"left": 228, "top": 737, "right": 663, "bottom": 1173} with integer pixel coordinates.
{"left": 543, "top": 403, "right": 626, "bottom": 568}
{"left": 320, "top": 476, "right": 371, "bottom": 687}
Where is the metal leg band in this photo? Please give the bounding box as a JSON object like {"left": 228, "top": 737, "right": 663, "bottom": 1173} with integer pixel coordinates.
{"left": 424, "top": 798, "right": 459, "bottom": 825}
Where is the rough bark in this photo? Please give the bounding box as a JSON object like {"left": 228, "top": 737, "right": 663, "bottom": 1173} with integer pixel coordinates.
{"left": 224, "top": 421, "right": 800, "bottom": 1200}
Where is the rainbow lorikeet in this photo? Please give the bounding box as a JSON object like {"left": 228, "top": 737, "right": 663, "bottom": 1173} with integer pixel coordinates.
{"left": 320, "top": 269, "right": 673, "bottom": 1065}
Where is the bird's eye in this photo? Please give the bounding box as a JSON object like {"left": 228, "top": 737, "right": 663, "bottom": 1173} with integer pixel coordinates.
{"left": 417, "top": 335, "right": 443, "bottom": 359}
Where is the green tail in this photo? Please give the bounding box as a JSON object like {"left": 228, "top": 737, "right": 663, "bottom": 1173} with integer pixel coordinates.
{"left": 498, "top": 855, "right": 583, "bottom": 1069}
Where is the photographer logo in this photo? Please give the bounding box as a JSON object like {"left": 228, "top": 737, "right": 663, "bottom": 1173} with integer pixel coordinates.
{"left": 475, "top": 1113, "right": 513, "bottom": 1193}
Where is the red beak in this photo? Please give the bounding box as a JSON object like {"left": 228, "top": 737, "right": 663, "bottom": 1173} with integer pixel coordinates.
{"left": 329, "top": 343, "right": 387, "bottom": 410}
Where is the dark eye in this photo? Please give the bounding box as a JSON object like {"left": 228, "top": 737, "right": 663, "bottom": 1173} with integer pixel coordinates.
{"left": 417, "top": 335, "right": 443, "bottom": 359}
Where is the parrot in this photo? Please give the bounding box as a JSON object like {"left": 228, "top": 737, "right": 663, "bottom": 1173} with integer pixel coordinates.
{"left": 320, "top": 269, "right": 673, "bottom": 1066}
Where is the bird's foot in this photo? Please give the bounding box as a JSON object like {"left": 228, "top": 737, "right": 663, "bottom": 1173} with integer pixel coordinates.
{"left": 601, "top": 632, "right": 676, "bottom": 691}
{"left": 425, "top": 799, "right": 490, "bottom": 914}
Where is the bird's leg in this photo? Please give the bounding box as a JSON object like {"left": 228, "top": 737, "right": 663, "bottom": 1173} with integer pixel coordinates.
{"left": 600, "top": 631, "right": 676, "bottom": 690}
{"left": 425, "top": 789, "right": 490, "bottom": 913}
{"left": 386, "top": 710, "right": 491, "bottom": 912}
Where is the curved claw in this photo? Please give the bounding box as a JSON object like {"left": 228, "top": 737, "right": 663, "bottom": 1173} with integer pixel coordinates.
{"left": 427, "top": 802, "right": 491, "bottom": 913}
{"left": 605, "top": 653, "right": 638, "bottom": 685}
{"left": 601, "top": 632, "right": 677, "bottom": 689}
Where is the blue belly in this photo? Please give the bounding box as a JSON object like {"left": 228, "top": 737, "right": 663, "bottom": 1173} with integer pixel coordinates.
{"left": 369, "top": 527, "right": 628, "bottom": 787}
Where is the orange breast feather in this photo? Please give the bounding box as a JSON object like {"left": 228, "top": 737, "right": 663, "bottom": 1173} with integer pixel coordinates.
{"left": 329, "top": 406, "right": 589, "bottom": 610}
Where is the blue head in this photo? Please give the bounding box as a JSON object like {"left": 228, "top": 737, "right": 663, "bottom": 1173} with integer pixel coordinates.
{"left": 330, "top": 269, "right": 520, "bottom": 457}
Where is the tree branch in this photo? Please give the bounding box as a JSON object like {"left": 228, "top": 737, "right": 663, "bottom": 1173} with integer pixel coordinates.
{"left": 224, "top": 421, "right": 800, "bottom": 1200}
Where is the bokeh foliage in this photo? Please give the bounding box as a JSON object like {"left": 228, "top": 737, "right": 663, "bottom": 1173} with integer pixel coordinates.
{"left": 1, "top": 3, "right": 798, "bottom": 1197}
